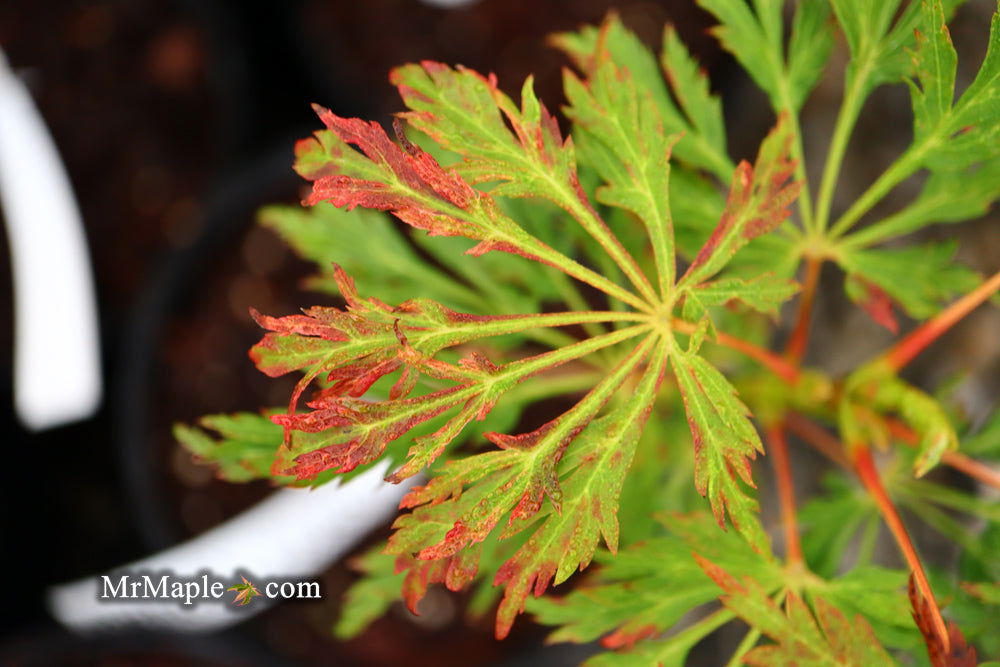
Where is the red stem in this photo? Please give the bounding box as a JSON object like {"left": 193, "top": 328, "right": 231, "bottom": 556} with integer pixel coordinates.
{"left": 786, "top": 256, "right": 823, "bottom": 365}
{"left": 716, "top": 330, "right": 801, "bottom": 384}
{"left": 766, "top": 424, "right": 803, "bottom": 565}
{"left": 940, "top": 451, "right": 1000, "bottom": 491}
{"left": 885, "top": 269, "right": 1000, "bottom": 372}
{"left": 885, "top": 418, "right": 1000, "bottom": 491}
{"left": 852, "top": 446, "right": 950, "bottom": 653}
{"left": 671, "top": 318, "right": 801, "bottom": 383}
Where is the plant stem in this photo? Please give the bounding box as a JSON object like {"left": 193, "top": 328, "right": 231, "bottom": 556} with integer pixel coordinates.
{"left": 852, "top": 446, "right": 950, "bottom": 653}
{"left": 772, "top": 75, "right": 813, "bottom": 233}
{"left": 812, "top": 68, "right": 868, "bottom": 232}
{"left": 884, "top": 417, "right": 1000, "bottom": 491}
{"left": 940, "top": 451, "right": 1000, "bottom": 491}
{"left": 828, "top": 142, "right": 928, "bottom": 239}
{"left": 767, "top": 424, "right": 804, "bottom": 565}
{"left": 716, "top": 330, "right": 801, "bottom": 384}
{"left": 884, "top": 269, "right": 1000, "bottom": 372}
{"left": 671, "top": 318, "right": 800, "bottom": 383}
{"left": 785, "top": 256, "right": 823, "bottom": 365}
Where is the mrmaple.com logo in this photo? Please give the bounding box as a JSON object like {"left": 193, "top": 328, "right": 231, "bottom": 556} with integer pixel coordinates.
{"left": 98, "top": 571, "right": 321, "bottom": 607}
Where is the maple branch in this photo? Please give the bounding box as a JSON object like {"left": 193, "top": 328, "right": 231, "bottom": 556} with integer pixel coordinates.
{"left": 671, "top": 319, "right": 801, "bottom": 384}
{"left": 766, "top": 424, "right": 803, "bottom": 565}
{"left": 884, "top": 269, "right": 1000, "bottom": 371}
{"left": 785, "top": 256, "right": 823, "bottom": 365}
{"left": 939, "top": 451, "right": 1000, "bottom": 492}
{"left": 885, "top": 417, "right": 1000, "bottom": 491}
{"left": 852, "top": 446, "right": 950, "bottom": 653}
{"left": 717, "top": 331, "right": 801, "bottom": 384}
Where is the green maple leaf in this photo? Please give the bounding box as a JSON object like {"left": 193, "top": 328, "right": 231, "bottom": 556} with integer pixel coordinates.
{"left": 175, "top": 412, "right": 288, "bottom": 483}
{"left": 699, "top": 557, "right": 896, "bottom": 666}
{"left": 552, "top": 13, "right": 733, "bottom": 181}
{"left": 698, "top": 0, "right": 833, "bottom": 114}
{"left": 529, "top": 513, "right": 781, "bottom": 651}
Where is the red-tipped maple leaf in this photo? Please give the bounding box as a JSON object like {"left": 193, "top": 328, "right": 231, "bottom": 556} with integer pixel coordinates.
{"left": 679, "top": 114, "right": 800, "bottom": 288}
{"left": 846, "top": 274, "right": 900, "bottom": 334}
{"left": 249, "top": 264, "right": 641, "bottom": 479}
{"left": 910, "top": 575, "right": 978, "bottom": 667}
{"left": 698, "top": 555, "right": 894, "bottom": 665}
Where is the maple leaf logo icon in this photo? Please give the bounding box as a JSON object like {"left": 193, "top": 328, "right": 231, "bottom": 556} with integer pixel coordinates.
{"left": 227, "top": 576, "right": 261, "bottom": 606}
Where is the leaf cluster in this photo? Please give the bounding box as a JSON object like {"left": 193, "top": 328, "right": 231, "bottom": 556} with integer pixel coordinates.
{"left": 175, "top": 1, "right": 1000, "bottom": 663}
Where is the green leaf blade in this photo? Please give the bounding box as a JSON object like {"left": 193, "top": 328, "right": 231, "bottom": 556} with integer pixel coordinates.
{"left": 671, "top": 350, "right": 767, "bottom": 551}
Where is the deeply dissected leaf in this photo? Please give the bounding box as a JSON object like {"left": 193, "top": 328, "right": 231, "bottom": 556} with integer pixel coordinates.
{"left": 285, "top": 330, "right": 647, "bottom": 482}
{"left": 248, "top": 264, "right": 623, "bottom": 383}
{"left": 175, "top": 5, "right": 996, "bottom": 659}
{"left": 529, "top": 512, "right": 780, "bottom": 651}
{"left": 297, "top": 105, "right": 647, "bottom": 311}
{"left": 490, "top": 338, "right": 670, "bottom": 638}
{"left": 829, "top": 0, "right": 999, "bottom": 240}
{"left": 699, "top": 557, "right": 896, "bottom": 666}
{"left": 174, "top": 412, "right": 288, "bottom": 483}
{"left": 390, "top": 61, "right": 574, "bottom": 201}
{"left": 387, "top": 334, "right": 661, "bottom": 637}
{"left": 698, "top": 0, "right": 833, "bottom": 112}
{"left": 840, "top": 242, "right": 980, "bottom": 320}
{"left": 562, "top": 57, "right": 679, "bottom": 294}
{"left": 908, "top": 0, "right": 1000, "bottom": 171}
{"left": 671, "top": 350, "right": 767, "bottom": 551}
{"left": 286, "top": 133, "right": 577, "bottom": 316}
{"left": 679, "top": 116, "right": 800, "bottom": 288}
{"left": 301, "top": 106, "right": 538, "bottom": 258}
{"left": 552, "top": 14, "right": 733, "bottom": 180}
{"left": 389, "top": 60, "right": 656, "bottom": 306}
{"left": 686, "top": 274, "right": 800, "bottom": 319}
{"left": 251, "top": 265, "right": 645, "bottom": 480}
{"left": 845, "top": 160, "right": 1000, "bottom": 248}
